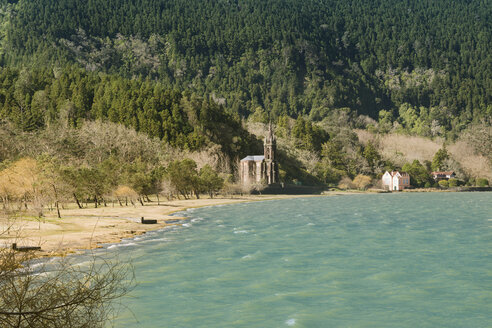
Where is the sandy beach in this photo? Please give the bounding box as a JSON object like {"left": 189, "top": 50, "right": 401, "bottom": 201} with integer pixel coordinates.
{"left": 0, "top": 194, "right": 321, "bottom": 258}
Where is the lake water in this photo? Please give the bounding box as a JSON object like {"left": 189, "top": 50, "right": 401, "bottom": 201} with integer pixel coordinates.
{"left": 109, "top": 192, "right": 491, "bottom": 327}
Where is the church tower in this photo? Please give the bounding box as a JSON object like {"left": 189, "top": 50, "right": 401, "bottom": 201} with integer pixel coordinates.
{"left": 263, "top": 123, "right": 279, "bottom": 184}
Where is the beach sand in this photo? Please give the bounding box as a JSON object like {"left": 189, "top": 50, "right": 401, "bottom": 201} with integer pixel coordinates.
{"left": 0, "top": 194, "right": 317, "bottom": 258}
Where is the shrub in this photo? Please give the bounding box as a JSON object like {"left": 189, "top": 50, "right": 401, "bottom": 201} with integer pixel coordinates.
{"left": 338, "top": 176, "right": 354, "bottom": 190}
{"left": 424, "top": 182, "right": 431, "bottom": 188}
{"left": 448, "top": 178, "right": 458, "bottom": 187}
{"left": 476, "top": 178, "right": 489, "bottom": 187}
{"left": 438, "top": 180, "right": 449, "bottom": 188}
{"left": 352, "top": 174, "right": 372, "bottom": 190}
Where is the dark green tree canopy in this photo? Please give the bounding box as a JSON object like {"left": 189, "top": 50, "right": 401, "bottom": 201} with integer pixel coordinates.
{"left": 0, "top": 0, "right": 489, "bottom": 136}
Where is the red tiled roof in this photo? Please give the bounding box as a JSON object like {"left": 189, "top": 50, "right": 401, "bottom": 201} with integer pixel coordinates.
{"left": 431, "top": 171, "right": 455, "bottom": 175}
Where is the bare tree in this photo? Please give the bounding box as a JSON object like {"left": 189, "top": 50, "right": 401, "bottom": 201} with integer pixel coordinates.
{"left": 0, "top": 214, "right": 134, "bottom": 328}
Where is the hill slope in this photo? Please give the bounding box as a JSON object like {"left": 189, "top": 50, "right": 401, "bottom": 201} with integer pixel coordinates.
{"left": 1, "top": 0, "right": 490, "bottom": 135}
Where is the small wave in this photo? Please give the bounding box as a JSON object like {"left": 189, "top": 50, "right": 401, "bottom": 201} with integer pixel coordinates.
{"left": 234, "top": 230, "right": 248, "bottom": 234}
{"left": 29, "top": 262, "right": 47, "bottom": 270}
{"left": 156, "top": 226, "right": 173, "bottom": 232}
{"left": 136, "top": 238, "right": 168, "bottom": 244}
{"left": 191, "top": 217, "right": 204, "bottom": 223}
{"left": 285, "top": 318, "right": 296, "bottom": 326}
{"left": 107, "top": 242, "right": 136, "bottom": 249}
{"left": 307, "top": 223, "right": 315, "bottom": 226}
{"left": 182, "top": 223, "right": 192, "bottom": 228}
{"left": 241, "top": 254, "right": 252, "bottom": 259}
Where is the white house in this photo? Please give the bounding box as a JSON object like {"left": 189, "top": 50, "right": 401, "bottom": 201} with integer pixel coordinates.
{"left": 431, "top": 171, "right": 456, "bottom": 181}
{"left": 382, "top": 171, "right": 411, "bottom": 191}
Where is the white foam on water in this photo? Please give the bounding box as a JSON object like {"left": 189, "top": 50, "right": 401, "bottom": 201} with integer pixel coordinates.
{"left": 139, "top": 238, "right": 169, "bottom": 244}
{"left": 191, "top": 217, "right": 203, "bottom": 223}
{"left": 107, "top": 242, "right": 136, "bottom": 249}
{"left": 307, "top": 222, "right": 315, "bottom": 226}
{"left": 241, "top": 254, "right": 252, "bottom": 259}
{"left": 285, "top": 318, "right": 296, "bottom": 326}
{"left": 234, "top": 230, "right": 248, "bottom": 234}
{"left": 29, "top": 262, "right": 47, "bottom": 270}
{"left": 182, "top": 223, "right": 192, "bottom": 227}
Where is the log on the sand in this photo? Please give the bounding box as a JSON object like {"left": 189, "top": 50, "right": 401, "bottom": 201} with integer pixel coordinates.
{"left": 12, "top": 243, "right": 41, "bottom": 252}
{"left": 141, "top": 217, "right": 157, "bottom": 224}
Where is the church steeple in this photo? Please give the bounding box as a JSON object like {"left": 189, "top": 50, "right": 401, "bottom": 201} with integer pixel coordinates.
{"left": 264, "top": 122, "right": 276, "bottom": 161}
{"left": 263, "top": 122, "right": 279, "bottom": 184}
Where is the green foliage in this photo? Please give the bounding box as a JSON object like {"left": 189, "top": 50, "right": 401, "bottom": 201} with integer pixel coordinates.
{"left": 165, "top": 159, "right": 224, "bottom": 198}
{"left": 313, "top": 161, "right": 344, "bottom": 185}
{"left": 431, "top": 147, "right": 449, "bottom": 172}
{"left": 321, "top": 140, "right": 346, "bottom": 172}
{"left": 438, "top": 180, "right": 449, "bottom": 188}
{"left": 0, "top": 66, "right": 258, "bottom": 160}
{"left": 61, "top": 166, "right": 110, "bottom": 206}
{"left": 166, "top": 159, "right": 200, "bottom": 199}
{"left": 402, "top": 160, "right": 432, "bottom": 187}
{"left": 448, "top": 178, "right": 458, "bottom": 188}
{"left": 291, "top": 116, "right": 328, "bottom": 153}
{"left": 362, "top": 142, "right": 382, "bottom": 173}
{"left": 249, "top": 107, "right": 269, "bottom": 124}
{"left": 476, "top": 178, "right": 489, "bottom": 187}
{"left": 378, "top": 110, "right": 394, "bottom": 133}
{"left": 1, "top": 0, "right": 489, "bottom": 136}
{"left": 199, "top": 164, "right": 224, "bottom": 198}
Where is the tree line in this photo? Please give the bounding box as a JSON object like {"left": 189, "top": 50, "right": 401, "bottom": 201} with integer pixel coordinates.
{"left": 0, "top": 0, "right": 490, "bottom": 137}
{"left": 0, "top": 155, "right": 225, "bottom": 216}
{"left": 0, "top": 65, "right": 261, "bottom": 160}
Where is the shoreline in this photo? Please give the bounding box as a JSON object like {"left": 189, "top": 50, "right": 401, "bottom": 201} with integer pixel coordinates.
{"left": 2, "top": 189, "right": 489, "bottom": 260}
{"left": 0, "top": 194, "right": 324, "bottom": 259}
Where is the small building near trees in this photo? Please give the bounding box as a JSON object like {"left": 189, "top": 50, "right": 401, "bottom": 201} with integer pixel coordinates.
{"left": 431, "top": 171, "right": 456, "bottom": 181}
{"left": 382, "top": 171, "right": 411, "bottom": 191}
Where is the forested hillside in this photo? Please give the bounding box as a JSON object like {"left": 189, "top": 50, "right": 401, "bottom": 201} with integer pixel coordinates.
{"left": 0, "top": 0, "right": 490, "bottom": 137}
{"left": 0, "top": 66, "right": 260, "bottom": 158}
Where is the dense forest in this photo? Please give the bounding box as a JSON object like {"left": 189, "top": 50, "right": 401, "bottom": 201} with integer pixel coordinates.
{"left": 0, "top": 0, "right": 490, "bottom": 194}
{"left": 0, "top": 0, "right": 490, "bottom": 137}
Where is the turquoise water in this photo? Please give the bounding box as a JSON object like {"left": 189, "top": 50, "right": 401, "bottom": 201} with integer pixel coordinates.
{"left": 110, "top": 193, "right": 491, "bottom": 327}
